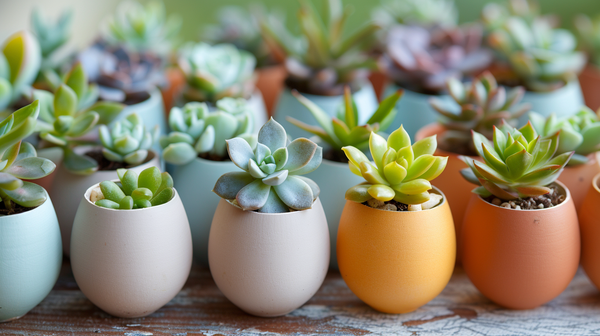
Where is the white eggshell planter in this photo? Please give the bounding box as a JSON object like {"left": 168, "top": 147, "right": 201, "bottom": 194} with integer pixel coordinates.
{"left": 0, "top": 192, "right": 62, "bottom": 322}
{"left": 517, "top": 79, "right": 585, "bottom": 126}
{"left": 70, "top": 184, "right": 192, "bottom": 318}
{"left": 208, "top": 198, "right": 330, "bottom": 317}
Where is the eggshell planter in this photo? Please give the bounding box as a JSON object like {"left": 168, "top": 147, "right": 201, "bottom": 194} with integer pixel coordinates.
{"left": 208, "top": 198, "right": 330, "bottom": 317}
{"left": 578, "top": 64, "right": 600, "bottom": 111}
{"left": 50, "top": 149, "right": 161, "bottom": 255}
{"left": 162, "top": 67, "right": 186, "bottom": 113}
{"left": 70, "top": 183, "right": 192, "bottom": 318}
{"left": 256, "top": 64, "right": 286, "bottom": 116}
{"left": 558, "top": 153, "right": 600, "bottom": 211}
{"left": 579, "top": 173, "right": 600, "bottom": 290}
{"left": 517, "top": 79, "right": 584, "bottom": 126}
{"left": 273, "top": 82, "right": 378, "bottom": 140}
{"left": 337, "top": 187, "right": 456, "bottom": 314}
{"left": 416, "top": 123, "right": 479, "bottom": 263}
{"left": 382, "top": 84, "right": 453, "bottom": 140}
{"left": 462, "top": 181, "right": 580, "bottom": 309}
{"left": 167, "top": 157, "right": 237, "bottom": 265}
{"left": 0, "top": 193, "right": 62, "bottom": 322}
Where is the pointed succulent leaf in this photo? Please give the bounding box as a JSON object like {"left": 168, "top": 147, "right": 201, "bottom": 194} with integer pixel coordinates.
{"left": 100, "top": 181, "right": 126, "bottom": 203}
{"left": 383, "top": 161, "right": 407, "bottom": 185}
{"left": 236, "top": 179, "right": 271, "bottom": 211}
{"left": 5, "top": 157, "right": 55, "bottom": 179}
{"left": 227, "top": 137, "right": 255, "bottom": 171}
{"left": 213, "top": 171, "right": 255, "bottom": 199}
{"left": 273, "top": 175, "right": 314, "bottom": 210}
{"left": 387, "top": 125, "right": 411, "bottom": 151}
{"left": 258, "top": 118, "right": 287, "bottom": 152}
{"left": 396, "top": 179, "right": 432, "bottom": 195}
{"left": 283, "top": 138, "right": 318, "bottom": 172}
{"left": 63, "top": 147, "right": 97, "bottom": 175}
{"left": 163, "top": 142, "right": 197, "bottom": 165}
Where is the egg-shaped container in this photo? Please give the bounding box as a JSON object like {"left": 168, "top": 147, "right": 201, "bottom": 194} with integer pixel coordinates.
{"left": 517, "top": 79, "right": 584, "bottom": 126}
{"left": 114, "top": 88, "right": 166, "bottom": 148}
{"left": 70, "top": 183, "right": 192, "bottom": 318}
{"left": 579, "top": 173, "right": 600, "bottom": 290}
{"left": 50, "top": 148, "right": 161, "bottom": 255}
{"left": 0, "top": 192, "right": 62, "bottom": 322}
{"left": 337, "top": 187, "right": 456, "bottom": 314}
{"left": 558, "top": 153, "right": 600, "bottom": 210}
{"left": 462, "top": 181, "right": 579, "bottom": 309}
{"left": 209, "top": 198, "right": 330, "bottom": 317}
{"left": 579, "top": 64, "right": 600, "bottom": 111}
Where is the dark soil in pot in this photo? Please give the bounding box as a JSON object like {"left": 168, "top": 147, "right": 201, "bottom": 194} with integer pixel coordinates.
{"left": 483, "top": 184, "right": 565, "bottom": 210}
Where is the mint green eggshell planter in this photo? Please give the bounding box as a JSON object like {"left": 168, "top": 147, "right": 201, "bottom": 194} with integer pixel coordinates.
{"left": 517, "top": 79, "right": 585, "bottom": 126}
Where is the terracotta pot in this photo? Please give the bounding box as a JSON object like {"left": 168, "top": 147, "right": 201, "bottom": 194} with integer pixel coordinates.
{"left": 578, "top": 64, "right": 600, "bottom": 111}
{"left": 369, "top": 70, "right": 388, "bottom": 101}
{"left": 517, "top": 79, "right": 584, "bottom": 126}
{"left": 71, "top": 183, "right": 192, "bottom": 318}
{"left": 255, "top": 65, "right": 286, "bottom": 116}
{"left": 337, "top": 187, "right": 456, "bottom": 314}
{"left": 462, "top": 181, "right": 580, "bottom": 309}
{"left": 558, "top": 153, "right": 600, "bottom": 211}
{"left": 50, "top": 149, "right": 161, "bottom": 255}
{"left": 416, "top": 123, "right": 479, "bottom": 263}
{"left": 579, "top": 173, "right": 600, "bottom": 290}
{"left": 208, "top": 199, "right": 329, "bottom": 317}
{"left": 161, "top": 67, "right": 186, "bottom": 113}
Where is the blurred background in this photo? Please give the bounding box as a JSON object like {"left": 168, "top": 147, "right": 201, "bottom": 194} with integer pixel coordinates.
{"left": 2, "top": 0, "right": 600, "bottom": 49}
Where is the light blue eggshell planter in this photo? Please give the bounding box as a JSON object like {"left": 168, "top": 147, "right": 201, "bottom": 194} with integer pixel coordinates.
{"left": 0, "top": 194, "right": 62, "bottom": 322}
{"left": 517, "top": 79, "right": 585, "bottom": 126}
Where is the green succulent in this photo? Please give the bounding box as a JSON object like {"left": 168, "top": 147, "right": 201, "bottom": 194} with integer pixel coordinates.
{"left": 31, "top": 8, "right": 72, "bottom": 86}
{"left": 0, "top": 101, "right": 56, "bottom": 213}
{"left": 178, "top": 42, "right": 256, "bottom": 103}
{"left": 260, "top": 0, "right": 380, "bottom": 95}
{"left": 213, "top": 118, "right": 322, "bottom": 213}
{"left": 343, "top": 126, "right": 448, "bottom": 205}
{"left": 574, "top": 14, "right": 600, "bottom": 68}
{"left": 92, "top": 166, "right": 174, "bottom": 210}
{"left": 529, "top": 108, "right": 600, "bottom": 166}
{"left": 372, "top": 0, "right": 458, "bottom": 29}
{"left": 160, "top": 99, "right": 256, "bottom": 165}
{"left": 430, "top": 71, "right": 530, "bottom": 155}
{"left": 0, "top": 31, "right": 41, "bottom": 111}
{"left": 101, "top": 0, "right": 181, "bottom": 56}
{"left": 483, "top": 0, "right": 585, "bottom": 92}
{"left": 99, "top": 113, "right": 158, "bottom": 166}
{"left": 460, "top": 121, "right": 572, "bottom": 201}
{"left": 482, "top": 0, "right": 541, "bottom": 31}
{"left": 288, "top": 87, "right": 401, "bottom": 153}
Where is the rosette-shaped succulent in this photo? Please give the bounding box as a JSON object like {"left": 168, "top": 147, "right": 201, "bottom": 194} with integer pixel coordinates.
{"left": 429, "top": 71, "right": 530, "bottom": 154}
{"left": 0, "top": 101, "right": 56, "bottom": 213}
{"left": 260, "top": 0, "right": 380, "bottom": 96}
{"left": 99, "top": 113, "right": 158, "bottom": 166}
{"left": 178, "top": 42, "right": 256, "bottom": 103}
{"left": 574, "top": 14, "right": 600, "bottom": 68}
{"left": 91, "top": 166, "right": 174, "bottom": 210}
{"left": 288, "top": 87, "right": 401, "bottom": 155}
{"left": 381, "top": 24, "right": 492, "bottom": 94}
{"left": 31, "top": 8, "right": 72, "bottom": 85}
{"left": 372, "top": 0, "right": 458, "bottom": 29}
{"left": 343, "top": 126, "right": 448, "bottom": 205}
{"left": 160, "top": 99, "right": 255, "bottom": 165}
{"left": 460, "top": 121, "right": 572, "bottom": 200}
{"left": 529, "top": 108, "right": 600, "bottom": 166}
{"left": 0, "top": 31, "right": 41, "bottom": 111}
{"left": 213, "top": 118, "right": 322, "bottom": 213}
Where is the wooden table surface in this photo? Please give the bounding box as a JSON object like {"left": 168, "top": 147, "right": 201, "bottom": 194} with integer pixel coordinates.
{"left": 2, "top": 261, "right": 600, "bottom": 336}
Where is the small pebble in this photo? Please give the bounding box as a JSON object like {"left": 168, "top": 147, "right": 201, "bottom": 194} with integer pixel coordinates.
{"left": 515, "top": 205, "right": 521, "bottom": 210}
{"left": 381, "top": 204, "right": 397, "bottom": 212}
{"left": 367, "top": 199, "right": 385, "bottom": 208}
{"left": 492, "top": 198, "right": 501, "bottom": 205}
{"left": 538, "top": 203, "right": 544, "bottom": 209}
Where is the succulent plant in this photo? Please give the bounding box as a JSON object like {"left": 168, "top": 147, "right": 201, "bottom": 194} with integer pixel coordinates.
{"left": 529, "top": 108, "right": 600, "bottom": 166}
{"left": 99, "top": 113, "right": 158, "bottom": 166}
{"left": 574, "top": 14, "right": 600, "bottom": 68}
{"left": 0, "top": 31, "right": 41, "bottom": 111}
{"left": 371, "top": 0, "right": 458, "bottom": 29}
{"left": 483, "top": 0, "right": 586, "bottom": 92}
{"left": 31, "top": 8, "right": 73, "bottom": 85}
{"left": 380, "top": 24, "right": 492, "bottom": 94}
{"left": 343, "top": 126, "right": 448, "bottom": 205}
{"left": 91, "top": 166, "right": 174, "bottom": 209}
{"left": 160, "top": 99, "right": 256, "bottom": 165}
{"left": 260, "top": 0, "right": 380, "bottom": 96}
{"left": 178, "top": 42, "right": 256, "bottom": 103}
{"left": 213, "top": 118, "right": 322, "bottom": 213}
{"left": 288, "top": 87, "right": 402, "bottom": 154}
{"left": 0, "top": 101, "right": 56, "bottom": 213}
{"left": 101, "top": 0, "right": 181, "bottom": 57}
{"left": 429, "top": 71, "right": 530, "bottom": 155}
{"left": 460, "top": 121, "right": 572, "bottom": 200}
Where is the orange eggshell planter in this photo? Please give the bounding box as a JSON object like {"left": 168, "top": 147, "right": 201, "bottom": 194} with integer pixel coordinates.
{"left": 578, "top": 64, "right": 600, "bottom": 111}
{"left": 557, "top": 153, "right": 600, "bottom": 211}
{"left": 255, "top": 65, "right": 286, "bottom": 116}
{"left": 462, "top": 181, "right": 580, "bottom": 309}
{"left": 578, "top": 173, "right": 600, "bottom": 290}
{"left": 337, "top": 187, "right": 456, "bottom": 314}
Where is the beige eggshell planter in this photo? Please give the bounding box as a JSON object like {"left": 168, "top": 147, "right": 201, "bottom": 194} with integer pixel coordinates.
{"left": 70, "top": 183, "right": 192, "bottom": 318}
{"left": 208, "top": 198, "right": 330, "bottom": 317}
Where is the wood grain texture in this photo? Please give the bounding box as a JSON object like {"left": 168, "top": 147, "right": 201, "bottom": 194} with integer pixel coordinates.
{"left": 2, "top": 261, "right": 600, "bottom": 335}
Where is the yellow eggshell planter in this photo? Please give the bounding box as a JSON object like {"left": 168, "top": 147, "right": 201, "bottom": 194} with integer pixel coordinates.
{"left": 337, "top": 187, "right": 456, "bottom": 314}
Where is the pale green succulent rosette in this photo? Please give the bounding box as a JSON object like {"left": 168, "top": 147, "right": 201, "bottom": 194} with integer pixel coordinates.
{"left": 529, "top": 107, "right": 600, "bottom": 166}
{"left": 31, "top": 8, "right": 72, "bottom": 85}
{"left": 99, "top": 113, "right": 159, "bottom": 166}
{"left": 575, "top": 14, "right": 600, "bottom": 68}
{"left": 213, "top": 118, "right": 322, "bottom": 213}
{"left": 372, "top": 0, "right": 458, "bottom": 29}
{"left": 343, "top": 126, "right": 448, "bottom": 205}
{"left": 460, "top": 121, "right": 573, "bottom": 201}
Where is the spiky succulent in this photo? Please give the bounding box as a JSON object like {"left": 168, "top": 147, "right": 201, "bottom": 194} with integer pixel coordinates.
{"left": 483, "top": 0, "right": 585, "bottom": 92}
{"left": 31, "top": 8, "right": 72, "bottom": 85}
{"left": 288, "top": 87, "right": 401, "bottom": 154}
{"left": 0, "top": 101, "right": 56, "bottom": 212}
{"left": 160, "top": 99, "right": 255, "bottom": 165}
{"left": 460, "top": 121, "right": 572, "bottom": 200}
{"left": 574, "top": 14, "right": 600, "bottom": 68}
{"left": 343, "top": 126, "right": 448, "bottom": 205}
{"left": 380, "top": 24, "right": 492, "bottom": 94}
{"left": 178, "top": 42, "right": 256, "bottom": 103}
{"left": 213, "top": 118, "right": 322, "bottom": 213}
{"left": 99, "top": 113, "right": 158, "bottom": 166}
{"left": 91, "top": 166, "right": 174, "bottom": 210}
{"left": 0, "top": 31, "right": 41, "bottom": 111}
{"left": 372, "top": 0, "right": 458, "bottom": 29}
{"left": 260, "top": 0, "right": 380, "bottom": 95}
{"left": 429, "top": 71, "right": 530, "bottom": 155}
{"left": 529, "top": 108, "right": 600, "bottom": 166}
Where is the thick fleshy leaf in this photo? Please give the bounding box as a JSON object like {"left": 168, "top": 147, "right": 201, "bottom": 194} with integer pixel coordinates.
{"left": 342, "top": 146, "right": 369, "bottom": 168}
{"left": 367, "top": 90, "right": 403, "bottom": 125}
{"left": 387, "top": 125, "right": 411, "bottom": 151}
{"left": 474, "top": 161, "right": 510, "bottom": 184}
{"left": 273, "top": 175, "right": 314, "bottom": 210}
{"left": 163, "top": 142, "right": 197, "bottom": 165}
{"left": 96, "top": 199, "right": 120, "bottom": 209}
{"left": 405, "top": 155, "right": 435, "bottom": 181}
{"left": 236, "top": 179, "right": 271, "bottom": 211}
{"left": 460, "top": 167, "right": 482, "bottom": 185}
{"left": 0, "top": 172, "right": 23, "bottom": 190}
{"left": 254, "top": 143, "right": 271, "bottom": 164}
{"left": 348, "top": 161, "right": 361, "bottom": 176}
{"left": 119, "top": 196, "right": 134, "bottom": 210}
{"left": 516, "top": 185, "right": 551, "bottom": 197}
{"left": 15, "top": 141, "right": 36, "bottom": 162}
{"left": 131, "top": 187, "right": 153, "bottom": 202}
{"left": 369, "top": 132, "right": 387, "bottom": 171}
{"left": 393, "top": 191, "right": 430, "bottom": 205}
{"left": 138, "top": 166, "right": 161, "bottom": 194}
{"left": 283, "top": 138, "right": 317, "bottom": 171}
{"left": 345, "top": 183, "right": 373, "bottom": 202}
{"left": 68, "top": 111, "right": 99, "bottom": 137}
{"left": 419, "top": 156, "right": 448, "bottom": 181}
{"left": 482, "top": 144, "right": 509, "bottom": 176}
{"left": 227, "top": 137, "right": 255, "bottom": 171}
{"left": 383, "top": 161, "right": 407, "bottom": 185}
{"left": 295, "top": 175, "right": 320, "bottom": 200}
{"left": 396, "top": 179, "right": 432, "bottom": 195}
{"left": 2, "top": 141, "right": 20, "bottom": 169}
{"left": 54, "top": 84, "right": 77, "bottom": 117}
{"left": 154, "top": 172, "right": 174, "bottom": 197}
{"left": 100, "top": 180, "right": 126, "bottom": 203}
{"left": 64, "top": 63, "right": 87, "bottom": 100}
{"left": 412, "top": 136, "right": 437, "bottom": 157}
{"left": 505, "top": 149, "right": 532, "bottom": 178}
{"left": 5, "top": 157, "right": 55, "bottom": 179}
{"left": 286, "top": 117, "right": 338, "bottom": 148}
{"left": 151, "top": 188, "right": 174, "bottom": 206}
{"left": 259, "top": 190, "right": 289, "bottom": 213}
{"left": 248, "top": 159, "right": 267, "bottom": 178}
{"left": 213, "top": 171, "right": 254, "bottom": 199}
{"left": 273, "top": 147, "right": 288, "bottom": 170}
{"left": 367, "top": 184, "right": 395, "bottom": 201}
{"left": 194, "top": 125, "right": 215, "bottom": 153}
{"left": 114, "top": 135, "right": 140, "bottom": 155}
{"left": 258, "top": 118, "right": 287, "bottom": 152}
{"left": 359, "top": 161, "right": 388, "bottom": 185}
{"left": 63, "top": 147, "right": 97, "bottom": 175}
{"left": 263, "top": 169, "right": 288, "bottom": 186}
{"left": 87, "top": 102, "right": 125, "bottom": 125}
{"left": 121, "top": 170, "right": 138, "bottom": 195}
{"left": 479, "top": 178, "right": 518, "bottom": 200}
{"left": 124, "top": 150, "right": 148, "bottom": 165}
